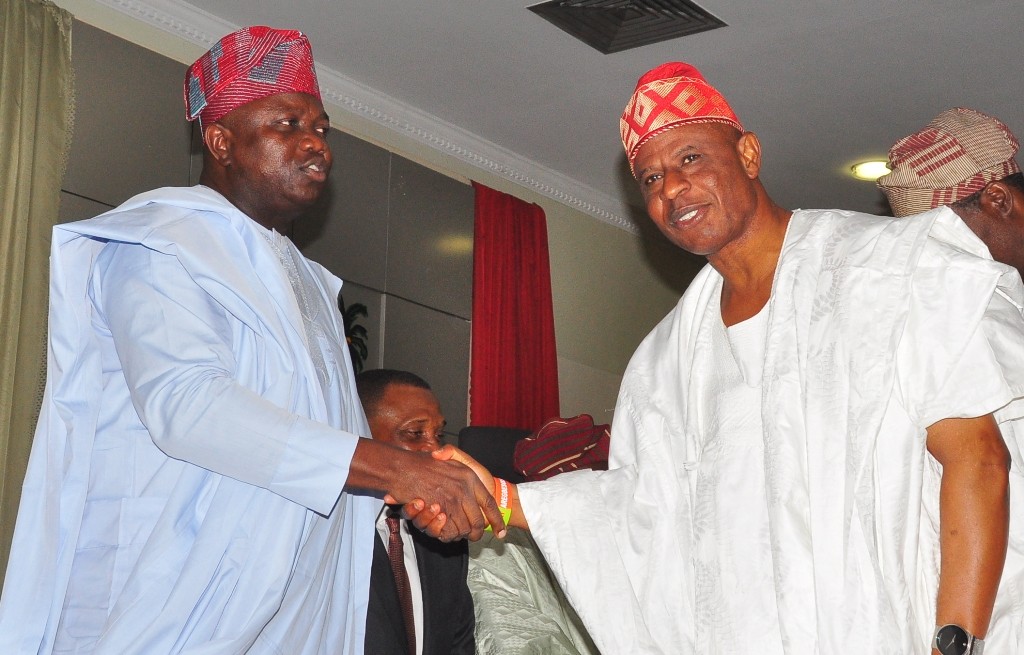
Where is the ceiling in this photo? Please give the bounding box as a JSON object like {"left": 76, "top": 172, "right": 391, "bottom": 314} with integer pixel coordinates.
{"left": 95, "top": 0, "right": 1024, "bottom": 232}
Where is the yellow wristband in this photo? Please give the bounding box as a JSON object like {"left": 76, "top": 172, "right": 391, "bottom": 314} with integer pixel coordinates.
{"left": 485, "top": 477, "right": 511, "bottom": 532}
{"left": 486, "top": 506, "right": 512, "bottom": 532}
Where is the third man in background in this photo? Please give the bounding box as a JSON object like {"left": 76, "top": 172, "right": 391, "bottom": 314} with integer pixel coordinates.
{"left": 357, "top": 369, "right": 475, "bottom": 655}
{"left": 879, "top": 106, "right": 1024, "bottom": 275}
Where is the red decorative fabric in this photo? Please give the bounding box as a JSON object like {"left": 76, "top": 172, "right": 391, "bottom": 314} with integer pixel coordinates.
{"left": 513, "top": 414, "right": 611, "bottom": 482}
{"left": 470, "top": 182, "right": 559, "bottom": 431}
{"left": 620, "top": 61, "right": 742, "bottom": 174}
{"left": 184, "top": 26, "right": 321, "bottom": 124}
{"left": 386, "top": 514, "right": 416, "bottom": 655}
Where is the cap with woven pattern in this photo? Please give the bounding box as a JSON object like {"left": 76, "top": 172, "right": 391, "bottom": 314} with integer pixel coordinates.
{"left": 878, "top": 107, "right": 1020, "bottom": 217}
{"left": 185, "top": 26, "right": 321, "bottom": 125}
{"left": 620, "top": 62, "right": 742, "bottom": 176}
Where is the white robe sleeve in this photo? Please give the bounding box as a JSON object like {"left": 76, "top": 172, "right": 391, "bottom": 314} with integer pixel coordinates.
{"left": 517, "top": 388, "right": 694, "bottom": 655}
{"left": 895, "top": 240, "right": 1024, "bottom": 429}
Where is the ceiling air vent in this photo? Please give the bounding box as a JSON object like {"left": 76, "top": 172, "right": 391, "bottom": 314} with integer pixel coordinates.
{"left": 528, "top": 0, "right": 726, "bottom": 54}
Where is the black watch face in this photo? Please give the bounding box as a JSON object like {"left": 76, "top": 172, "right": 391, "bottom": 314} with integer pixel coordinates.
{"left": 936, "top": 625, "right": 970, "bottom": 655}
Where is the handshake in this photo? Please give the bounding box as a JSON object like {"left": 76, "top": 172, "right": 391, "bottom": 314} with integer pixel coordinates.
{"left": 384, "top": 445, "right": 523, "bottom": 542}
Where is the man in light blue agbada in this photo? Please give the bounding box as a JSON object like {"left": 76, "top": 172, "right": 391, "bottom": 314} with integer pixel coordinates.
{"left": 0, "top": 26, "right": 502, "bottom": 655}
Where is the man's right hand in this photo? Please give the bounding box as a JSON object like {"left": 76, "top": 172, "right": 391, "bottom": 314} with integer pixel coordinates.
{"left": 394, "top": 445, "right": 505, "bottom": 539}
{"left": 346, "top": 438, "right": 504, "bottom": 542}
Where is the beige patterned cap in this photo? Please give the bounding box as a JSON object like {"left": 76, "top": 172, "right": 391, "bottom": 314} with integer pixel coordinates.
{"left": 878, "top": 107, "right": 1020, "bottom": 217}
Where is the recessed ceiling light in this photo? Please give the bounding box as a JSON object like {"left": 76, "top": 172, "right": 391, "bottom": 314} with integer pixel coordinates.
{"left": 850, "top": 160, "right": 890, "bottom": 181}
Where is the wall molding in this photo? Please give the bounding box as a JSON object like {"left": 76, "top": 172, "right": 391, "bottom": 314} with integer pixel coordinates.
{"left": 86, "top": 0, "right": 640, "bottom": 233}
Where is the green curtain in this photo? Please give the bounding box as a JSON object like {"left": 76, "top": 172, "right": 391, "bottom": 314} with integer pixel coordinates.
{"left": 0, "top": 0, "right": 74, "bottom": 577}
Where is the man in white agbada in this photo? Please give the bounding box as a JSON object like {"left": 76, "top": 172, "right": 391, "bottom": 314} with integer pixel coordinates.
{"left": 412, "top": 62, "right": 1024, "bottom": 654}
{"left": 0, "top": 26, "right": 503, "bottom": 654}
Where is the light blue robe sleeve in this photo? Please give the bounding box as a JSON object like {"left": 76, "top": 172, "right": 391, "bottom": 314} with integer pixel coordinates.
{"left": 93, "top": 240, "right": 357, "bottom": 515}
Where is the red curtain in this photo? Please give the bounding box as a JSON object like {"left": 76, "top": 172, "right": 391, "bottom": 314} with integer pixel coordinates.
{"left": 470, "top": 182, "right": 559, "bottom": 431}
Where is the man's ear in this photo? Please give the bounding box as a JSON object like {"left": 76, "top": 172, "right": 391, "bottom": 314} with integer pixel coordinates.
{"left": 980, "top": 180, "right": 1014, "bottom": 219}
{"left": 737, "top": 131, "right": 762, "bottom": 180}
{"left": 203, "top": 122, "right": 233, "bottom": 168}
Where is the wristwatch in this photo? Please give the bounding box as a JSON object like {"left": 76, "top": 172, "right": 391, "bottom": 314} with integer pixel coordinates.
{"left": 933, "top": 624, "right": 984, "bottom": 655}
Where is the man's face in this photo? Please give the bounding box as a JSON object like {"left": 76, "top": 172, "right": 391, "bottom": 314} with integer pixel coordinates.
{"left": 367, "top": 384, "right": 446, "bottom": 453}
{"left": 633, "top": 122, "right": 761, "bottom": 258}
{"left": 214, "top": 92, "right": 333, "bottom": 227}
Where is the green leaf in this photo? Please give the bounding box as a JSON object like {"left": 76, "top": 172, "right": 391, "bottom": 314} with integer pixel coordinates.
{"left": 338, "top": 294, "right": 369, "bottom": 374}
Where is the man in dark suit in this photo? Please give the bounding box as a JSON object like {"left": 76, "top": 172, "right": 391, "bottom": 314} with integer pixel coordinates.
{"left": 356, "top": 369, "right": 475, "bottom": 655}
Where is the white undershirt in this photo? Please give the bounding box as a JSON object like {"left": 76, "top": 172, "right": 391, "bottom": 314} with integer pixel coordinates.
{"left": 375, "top": 507, "right": 424, "bottom": 655}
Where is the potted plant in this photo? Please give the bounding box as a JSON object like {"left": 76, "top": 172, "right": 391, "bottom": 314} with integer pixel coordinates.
{"left": 338, "top": 292, "right": 369, "bottom": 373}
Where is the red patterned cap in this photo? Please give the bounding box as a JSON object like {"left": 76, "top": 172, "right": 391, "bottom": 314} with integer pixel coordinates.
{"left": 878, "top": 107, "right": 1020, "bottom": 217}
{"left": 185, "top": 26, "right": 321, "bottom": 124}
{"left": 620, "top": 62, "right": 742, "bottom": 175}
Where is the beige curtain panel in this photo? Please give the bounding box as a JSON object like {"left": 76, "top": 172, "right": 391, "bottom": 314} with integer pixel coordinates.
{"left": 0, "top": 0, "right": 74, "bottom": 577}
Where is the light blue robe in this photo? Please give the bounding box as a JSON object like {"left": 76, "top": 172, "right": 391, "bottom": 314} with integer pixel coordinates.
{"left": 0, "top": 186, "right": 379, "bottom": 654}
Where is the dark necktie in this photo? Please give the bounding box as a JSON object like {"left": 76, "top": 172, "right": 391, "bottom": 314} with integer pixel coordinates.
{"left": 386, "top": 514, "right": 416, "bottom": 655}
